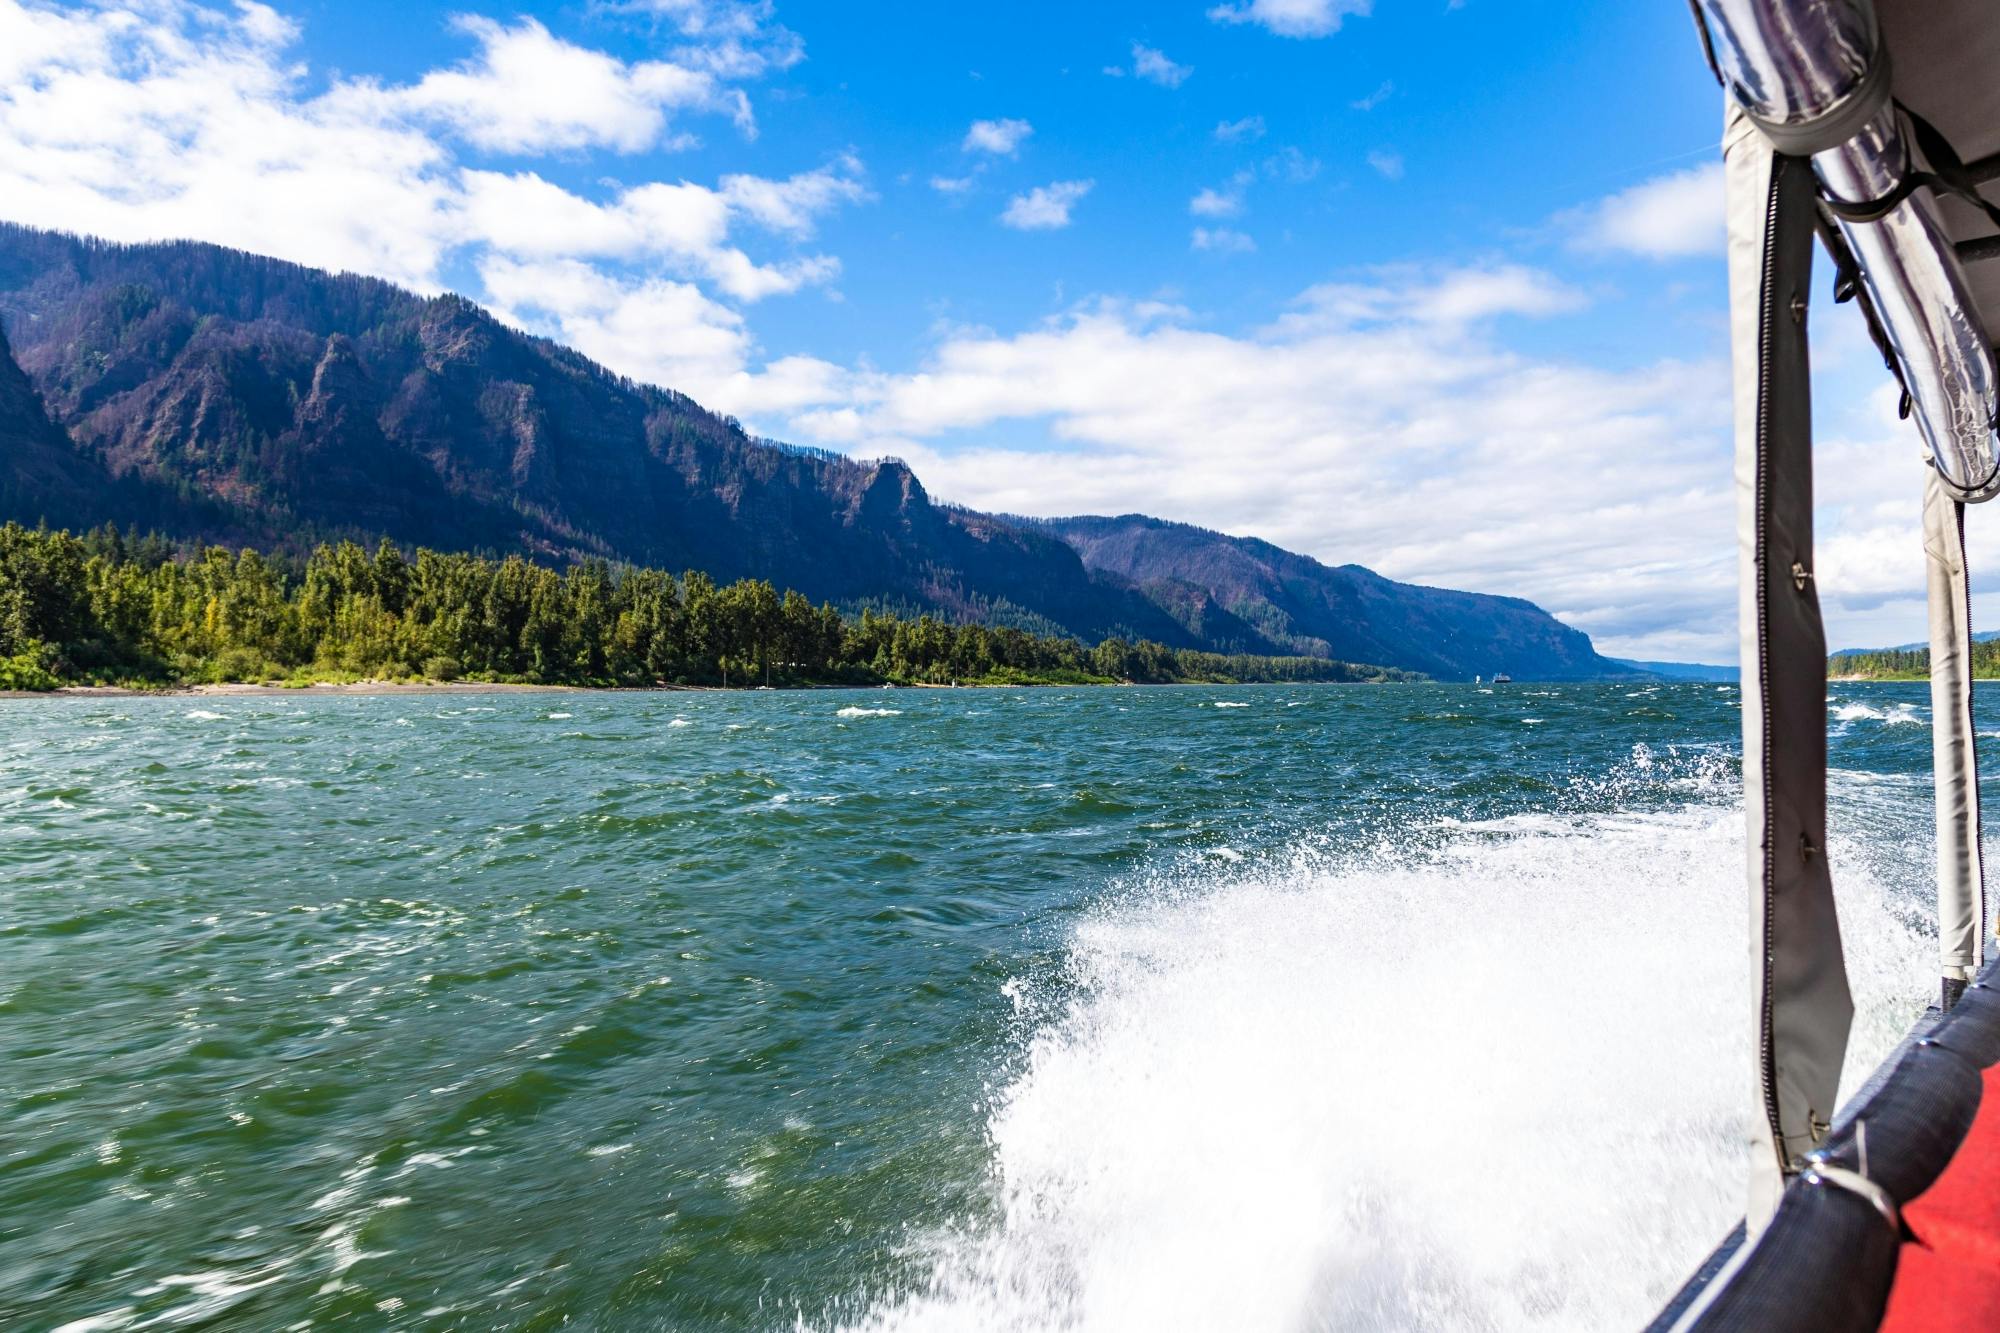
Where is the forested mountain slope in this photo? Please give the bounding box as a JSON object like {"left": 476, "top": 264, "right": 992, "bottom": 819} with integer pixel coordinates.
{"left": 0, "top": 222, "right": 1629, "bottom": 679}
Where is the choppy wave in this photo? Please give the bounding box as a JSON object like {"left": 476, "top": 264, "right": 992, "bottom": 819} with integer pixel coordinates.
{"left": 837, "top": 707, "right": 903, "bottom": 718}
{"left": 1831, "top": 700, "right": 1923, "bottom": 726}
{"left": 1, "top": 682, "right": 1951, "bottom": 1330}
{"left": 829, "top": 767, "right": 1927, "bottom": 1333}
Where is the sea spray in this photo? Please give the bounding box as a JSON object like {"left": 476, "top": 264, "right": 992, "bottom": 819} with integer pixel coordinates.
{"left": 831, "top": 771, "right": 1929, "bottom": 1332}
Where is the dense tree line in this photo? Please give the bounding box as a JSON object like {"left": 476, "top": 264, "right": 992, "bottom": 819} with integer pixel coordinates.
{"left": 1828, "top": 642, "right": 2000, "bottom": 680}
{"left": 0, "top": 524, "right": 1416, "bottom": 690}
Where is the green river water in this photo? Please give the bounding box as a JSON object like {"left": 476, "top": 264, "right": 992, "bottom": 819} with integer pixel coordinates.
{"left": 0, "top": 682, "right": 1963, "bottom": 1329}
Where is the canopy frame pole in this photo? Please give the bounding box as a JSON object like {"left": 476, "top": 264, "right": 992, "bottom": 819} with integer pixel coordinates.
{"left": 1726, "top": 106, "right": 1856, "bottom": 1230}
{"left": 1924, "top": 471, "right": 1986, "bottom": 1008}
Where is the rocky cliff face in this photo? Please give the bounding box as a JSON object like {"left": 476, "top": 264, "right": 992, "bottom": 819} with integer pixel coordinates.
{"left": 0, "top": 223, "right": 1629, "bottom": 677}
{"left": 1033, "top": 514, "right": 1629, "bottom": 680}
{"left": 0, "top": 322, "right": 88, "bottom": 518}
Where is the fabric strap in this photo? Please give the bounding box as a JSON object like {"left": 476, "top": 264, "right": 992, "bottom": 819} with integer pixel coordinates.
{"left": 1725, "top": 105, "right": 1856, "bottom": 1229}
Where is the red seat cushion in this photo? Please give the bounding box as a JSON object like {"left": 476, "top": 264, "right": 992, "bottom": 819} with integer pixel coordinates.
{"left": 1881, "top": 1064, "right": 2000, "bottom": 1330}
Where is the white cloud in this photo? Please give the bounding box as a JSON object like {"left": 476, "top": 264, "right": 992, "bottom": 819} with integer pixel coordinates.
{"left": 1352, "top": 80, "right": 1393, "bottom": 111}
{"left": 481, "top": 255, "right": 752, "bottom": 393}
{"left": 722, "top": 155, "right": 869, "bottom": 235}
{"left": 1569, "top": 162, "right": 1724, "bottom": 260}
{"left": 1124, "top": 43, "right": 1192, "bottom": 88}
{"left": 1191, "top": 227, "right": 1256, "bottom": 254}
{"left": 1281, "top": 265, "right": 1586, "bottom": 329}
{"left": 930, "top": 174, "right": 976, "bottom": 195}
{"left": 0, "top": 1, "right": 838, "bottom": 293}
{"left": 450, "top": 159, "right": 858, "bottom": 300}
{"left": 1001, "top": 179, "right": 1094, "bottom": 230}
{"left": 625, "top": 0, "right": 805, "bottom": 80}
{"left": 1189, "top": 190, "right": 1240, "bottom": 219}
{"left": 740, "top": 267, "right": 1745, "bottom": 657}
{"left": 1366, "top": 148, "right": 1404, "bottom": 180}
{"left": 963, "top": 117, "right": 1033, "bottom": 155}
{"left": 1214, "top": 116, "right": 1267, "bottom": 144}
{"left": 0, "top": 0, "right": 865, "bottom": 414}
{"left": 711, "top": 269, "right": 1948, "bottom": 661}
{"left": 1207, "top": 0, "right": 1374, "bottom": 39}
{"left": 358, "top": 16, "right": 745, "bottom": 154}
{"left": 1189, "top": 173, "right": 1251, "bottom": 218}
{"left": 0, "top": 0, "right": 458, "bottom": 288}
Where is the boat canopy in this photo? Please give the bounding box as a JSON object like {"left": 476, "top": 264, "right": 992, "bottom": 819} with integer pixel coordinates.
{"left": 1658, "top": 4, "right": 2000, "bottom": 1328}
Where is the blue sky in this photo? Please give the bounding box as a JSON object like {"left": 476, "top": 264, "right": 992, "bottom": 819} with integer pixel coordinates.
{"left": 296, "top": 1, "right": 1726, "bottom": 376}
{"left": 0, "top": 1, "right": 1961, "bottom": 660}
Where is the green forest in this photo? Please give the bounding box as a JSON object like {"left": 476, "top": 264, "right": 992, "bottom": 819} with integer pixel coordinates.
{"left": 0, "top": 524, "right": 1417, "bottom": 692}
{"left": 1827, "top": 642, "right": 2000, "bottom": 681}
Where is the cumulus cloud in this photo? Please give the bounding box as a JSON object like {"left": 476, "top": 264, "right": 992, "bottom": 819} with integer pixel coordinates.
{"left": 1278, "top": 264, "right": 1587, "bottom": 330}
{"left": 481, "top": 255, "right": 754, "bottom": 394}
{"left": 746, "top": 267, "right": 1743, "bottom": 657}
{"left": 447, "top": 159, "right": 860, "bottom": 300}
{"left": 624, "top": 0, "right": 805, "bottom": 80}
{"left": 963, "top": 117, "right": 1033, "bottom": 155}
{"left": 714, "top": 269, "right": 1942, "bottom": 660}
{"left": 1569, "top": 162, "right": 1724, "bottom": 260}
{"left": 1108, "top": 43, "right": 1192, "bottom": 88}
{"left": 1214, "top": 116, "right": 1267, "bottom": 144}
{"left": 0, "top": 2, "right": 441, "bottom": 287}
{"left": 722, "top": 155, "right": 869, "bottom": 235}
{"left": 0, "top": 0, "right": 860, "bottom": 299}
{"left": 1191, "top": 227, "right": 1256, "bottom": 254}
{"left": 361, "top": 16, "right": 743, "bottom": 154}
{"left": 1189, "top": 172, "right": 1251, "bottom": 218}
{"left": 1207, "top": 0, "right": 1374, "bottom": 39}
{"left": 1001, "top": 180, "right": 1094, "bottom": 230}
{"left": 0, "top": 0, "right": 870, "bottom": 440}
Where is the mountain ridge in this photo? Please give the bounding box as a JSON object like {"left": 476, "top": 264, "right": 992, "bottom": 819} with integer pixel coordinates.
{"left": 0, "top": 221, "right": 1634, "bottom": 680}
{"left": 1026, "top": 512, "right": 1630, "bottom": 681}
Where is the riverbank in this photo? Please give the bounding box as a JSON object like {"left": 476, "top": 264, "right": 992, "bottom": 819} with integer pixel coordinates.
{"left": 0, "top": 673, "right": 1443, "bottom": 701}
{"left": 5, "top": 679, "right": 785, "bottom": 700}
{"left": 3, "top": 680, "right": 589, "bottom": 699}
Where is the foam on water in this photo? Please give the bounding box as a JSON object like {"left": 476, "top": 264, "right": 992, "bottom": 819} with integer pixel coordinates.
{"left": 1831, "top": 701, "right": 1923, "bottom": 726}
{"left": 837, "top": 707, "right": 903, "bottom": 718}
{"left": 831, "top": 778, "right": 1928, "bottom": 1333}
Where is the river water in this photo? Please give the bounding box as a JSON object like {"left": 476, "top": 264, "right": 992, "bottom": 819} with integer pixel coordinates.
{"left": 0, "top": 682, "right": 1961, "bottom": 1329}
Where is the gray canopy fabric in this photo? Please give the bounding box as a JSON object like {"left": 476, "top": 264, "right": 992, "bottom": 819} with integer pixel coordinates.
{"left": 1705, "top": 0, "right": 1998, "bottom": 1231}
{"left": 1724, "top": 106, "right": 1855, "bottom": 1229}
{"left": 1877, "top": 2, "right": 2000, "bottom": 332}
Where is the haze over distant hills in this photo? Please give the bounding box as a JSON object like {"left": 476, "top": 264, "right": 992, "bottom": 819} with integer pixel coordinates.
{"left": 0, "top": 223, "right": 1639, "bottom": 680}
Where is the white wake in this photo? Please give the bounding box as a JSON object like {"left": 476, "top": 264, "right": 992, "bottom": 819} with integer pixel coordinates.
{"left": 828, "top": 765, "right": 1932, "bottom": 1332}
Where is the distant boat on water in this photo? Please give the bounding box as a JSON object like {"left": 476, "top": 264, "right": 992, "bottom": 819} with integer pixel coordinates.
{"left": 1491, "top": 672, "right": 1512, "bottom": 684}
